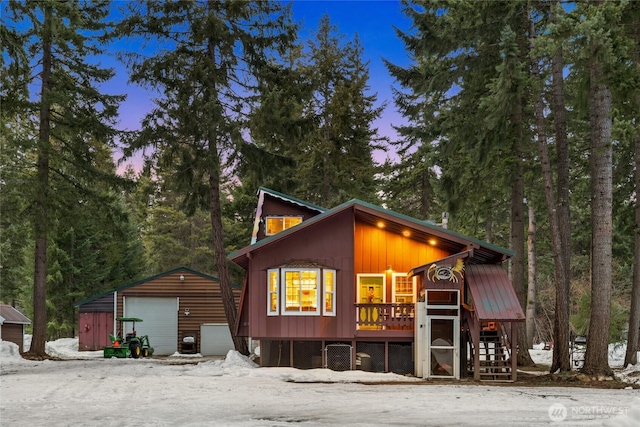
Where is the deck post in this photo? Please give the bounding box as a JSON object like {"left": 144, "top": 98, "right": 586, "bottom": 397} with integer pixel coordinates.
{"left": 351, "top": 340, "right": 356, "bottom": 370}
{"left": 289, "top": 339, "right": 294, "bottom": 368}
{"left": 472, "top": 321, "right": 480, "bottom": 381}
{"left": 511, "top": 323, "right": 518, "bottom": 381}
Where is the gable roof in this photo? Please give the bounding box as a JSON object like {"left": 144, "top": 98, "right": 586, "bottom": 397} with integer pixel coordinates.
{"left": 74, "top": 266, "right": 223, "bottom": 307}
{"left": 0, "top": 304, "right": 31, "bottom": 325}
{"left": 231, "top": 198, "right": 514, "bottom": 269}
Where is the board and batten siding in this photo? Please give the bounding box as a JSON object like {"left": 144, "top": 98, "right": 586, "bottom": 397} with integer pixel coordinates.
{"left": 246, "top": 210, "right": 355, "bottom": 340}
{"left": 354, "top": 221, "right": 449, "bottom": 300}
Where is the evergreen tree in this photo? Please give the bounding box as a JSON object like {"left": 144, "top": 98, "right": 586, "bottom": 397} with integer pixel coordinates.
{"left": 120, "top": 0, "right": 296, "bottom": 355}
{"left": 2, "top": 0, "right": 126, "bottom": 357}
{"left": 388, "top": 1, "right": 535, "bottom": 365}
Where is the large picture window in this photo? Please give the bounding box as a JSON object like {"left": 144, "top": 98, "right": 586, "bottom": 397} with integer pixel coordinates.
{"left": 267, "top": 267, "right": 336, "bottom": 316}
{"left": 265, "top": 216, "right": 303, "bottom": 236}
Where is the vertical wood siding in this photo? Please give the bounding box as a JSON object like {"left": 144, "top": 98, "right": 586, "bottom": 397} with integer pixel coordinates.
{"left": 256, "top": 196, "right": 322, "bottom": 241}
{"left": 247, "top": 210, "right": 354, "bottom": 339}
{"left": 244, "top": 214, "right": 452, "bottom": 341}
{"left": 78, "top": 312, "right": 114, "bottom": 351}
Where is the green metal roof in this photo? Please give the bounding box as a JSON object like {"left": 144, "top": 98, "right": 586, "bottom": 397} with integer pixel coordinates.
{"left": 258, "top": 186, "right": 327, "bottom": 213}
{"left": 74, "top": 266, "right": 226, "bottom": 307}
{"left": 229, "top": 198, "right": 514, "bottom": 262}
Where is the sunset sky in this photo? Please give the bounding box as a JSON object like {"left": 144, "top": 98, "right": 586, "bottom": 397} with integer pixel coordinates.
{"left": 108, "top": 1, "right": 413, "bottom": 170}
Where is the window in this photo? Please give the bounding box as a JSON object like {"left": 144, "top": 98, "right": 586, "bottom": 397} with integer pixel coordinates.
{"left": 267, "top": 269, "right": 279, "bottom": 315}
{"left": 324, "top": 269, "right": 336, "bottom": 316}
{"left": 265, "top": 216, "right": 303, "bottom": 236}
{"left": 392, "top": 273, "right": 416, "bottom": 318}
{"left": 267, "top": 267, "right": 336, "bottom": 316}
{"left": 392, "top": 273, "right": 416, "bottom": 304}
{"left": 284, "top": 269, "right": 318, "bottom": 313}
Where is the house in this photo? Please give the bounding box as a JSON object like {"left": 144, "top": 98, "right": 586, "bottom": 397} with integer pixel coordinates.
{"left": 229, "top": 188, "right": 525, "bottom": 381}
{"left": 75, "top": 267, "right": 239, "bottom": 356}
{"left": 0, "top": 304, "right": 31, "bottom": 353}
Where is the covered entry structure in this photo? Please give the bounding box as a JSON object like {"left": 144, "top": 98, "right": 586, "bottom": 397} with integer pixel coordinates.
{"left": 412, "top": 251, "right": 524, "bottom": 381}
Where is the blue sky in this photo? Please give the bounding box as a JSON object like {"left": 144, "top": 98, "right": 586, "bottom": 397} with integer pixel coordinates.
{"left": 107, "top": 0, "right": 413, "bottom": 168}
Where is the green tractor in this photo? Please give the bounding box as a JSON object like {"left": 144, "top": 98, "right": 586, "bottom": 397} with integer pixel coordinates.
{"left": 103, "top": 317, "right": 154, "bottom": 359}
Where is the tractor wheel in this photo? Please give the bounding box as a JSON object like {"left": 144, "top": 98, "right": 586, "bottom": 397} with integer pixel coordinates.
{"left": 130, "top": 342, "right": 141, "bottom": 359}
{"left": 142, "top": 348, "right": 149, "bottom": 358}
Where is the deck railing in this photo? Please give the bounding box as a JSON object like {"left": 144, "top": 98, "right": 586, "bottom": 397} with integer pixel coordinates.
{"left": 355, "top": 303, "right": 415, "bottom": 330}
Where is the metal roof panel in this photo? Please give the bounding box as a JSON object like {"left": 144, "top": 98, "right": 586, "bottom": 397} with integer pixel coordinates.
{"left": 0, "top": 304, "right": 31, "bottom": 325}
{"left": 466, "top": 264, "right": 525, "bottom": 322}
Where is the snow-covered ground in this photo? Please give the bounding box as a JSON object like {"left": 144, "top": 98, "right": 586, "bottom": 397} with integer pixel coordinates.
{"left": 0, "top": 337, "right": 638, "bottom": 426}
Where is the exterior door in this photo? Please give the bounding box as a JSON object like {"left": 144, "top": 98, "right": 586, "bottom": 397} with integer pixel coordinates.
{"left": 200, "top": 324, "right": 235, "bottom": 356}
{"left": 425, "top": 289, "right": 460, "bottom": 379}
{"left": 124, "top": 297, "right": 178, "bottom": 356}
{"left": 426, "top": 316, "right": 459, "bottom": 379}
{"left": 357, "top": 274, "right": 385, "bottom": 304}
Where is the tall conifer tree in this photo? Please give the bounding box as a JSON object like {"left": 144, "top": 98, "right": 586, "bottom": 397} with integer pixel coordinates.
{"left": 120, "top": 1, "right": 296, "bottom": 355}
{"left": 2, "top": 0, "right": 124, "bottom": 357}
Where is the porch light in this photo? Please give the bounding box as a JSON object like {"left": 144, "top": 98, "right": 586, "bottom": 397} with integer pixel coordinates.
{"left": 377, "top": 221, "right": 385, "bottom": 229}
{"left": 402, "top": 230, "right": 411, "bottom": 237}
{"left": 428, "top": 239, "right": 437, "bottom": 246}
{"left": 386, "top": 265, "right": 393, "bottom": 273}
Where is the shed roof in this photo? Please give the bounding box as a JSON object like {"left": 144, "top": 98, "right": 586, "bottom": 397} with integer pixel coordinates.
{"left": 465, "top": 264, "right": 525, "bottom": 322}
{"left": 0, "top": 304, "right": 31, "bottom": 325}
{"left": 257, "top": 187, "right": 327, "bottom": 213}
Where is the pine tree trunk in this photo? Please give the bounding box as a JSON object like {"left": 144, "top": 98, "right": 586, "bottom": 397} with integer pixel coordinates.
{"left": 583, "top": 30, "right": 613, "bottom": 376}
{"left": 626, "top": 129, "right": 640, "bottom": 367}
{"left": 528, "top": 9, "right": 571, "bottom": 372}
{"left": 624, "top": 10, "right": 640, "bottom": 371}
{"left": 511, "top": 99, "right": 534, "bottom": 367}
{"left": 28, "top": 4, "right": 53, "bottom": 358}
{"left": 208, "top": 156, "right": 249, "bottom": 356}
{"left": 526, "top": 201, "right": 537, "bottom": 349}
{"left": 551, "top": 8, "right": 572, "bottom": 345}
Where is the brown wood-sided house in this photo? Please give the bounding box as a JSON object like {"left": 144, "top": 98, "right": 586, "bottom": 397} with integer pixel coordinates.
{"left": 0, "top": 304, "right": 31, "bottom": 353}
{"left": 75, "top": 267, "right": 240, "bottom": 356}
{"left": 229, "top": 187, "right": 525, "bottom": 381}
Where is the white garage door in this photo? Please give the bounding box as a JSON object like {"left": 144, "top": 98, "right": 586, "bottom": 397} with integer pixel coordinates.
{"left": 124, "top": 297, "right": 177, "bottom": 356}
{"left": 200, "top": 323, "right": 234, "bottom": 356}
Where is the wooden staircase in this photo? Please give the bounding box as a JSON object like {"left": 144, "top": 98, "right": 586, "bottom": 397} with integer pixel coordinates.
{"left": 476, "top": 330, "right": 512, "bottom": 381}
{"left": 463, "top": 309, "right": 516, "bottom": 382}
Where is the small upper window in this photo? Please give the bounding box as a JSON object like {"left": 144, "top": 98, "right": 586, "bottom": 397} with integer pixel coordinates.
{"left": 265, "top": 216, "right": 303, "bottom": 236}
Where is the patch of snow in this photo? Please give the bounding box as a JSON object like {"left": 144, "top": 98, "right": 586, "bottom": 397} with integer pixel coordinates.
{"left": 0, "top": 340, "right": 22, "bottom": 363}
{"left": 1, "top": 337, "right": 639, "bottom": 426}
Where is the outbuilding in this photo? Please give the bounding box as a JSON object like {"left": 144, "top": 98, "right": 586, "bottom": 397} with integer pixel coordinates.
{"left": 0, "top": 304, "right": 31, "bottom": 353}
{"left": 75, "top": 267, "right": 239, "bottom": 356}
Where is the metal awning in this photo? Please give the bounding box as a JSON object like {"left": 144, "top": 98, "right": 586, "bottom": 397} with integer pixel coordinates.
{"left": 466, "top": 264, "right": 525, "bottom": 322}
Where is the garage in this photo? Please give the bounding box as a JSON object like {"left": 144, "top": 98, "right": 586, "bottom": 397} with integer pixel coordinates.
{"left": 200, "top": 323, "right": 235, "bottom": 356}
{"left": 125, "top": 297, "right": 178, "bottom": 356}
{"left": 76, "top": 267, "right": 241, "bottom": 355}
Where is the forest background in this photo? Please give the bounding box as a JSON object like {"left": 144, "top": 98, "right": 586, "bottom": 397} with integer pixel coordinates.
{"left": 1, "top": 0, "right": 639, "bottom": 375}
